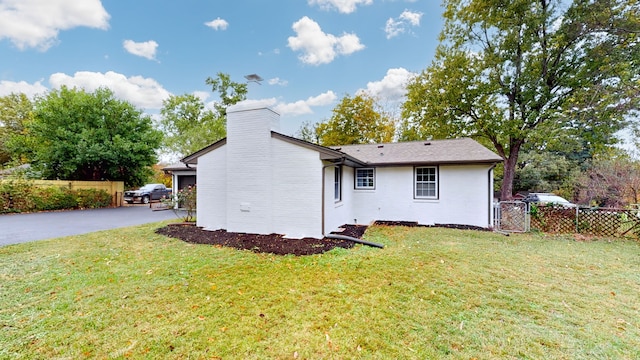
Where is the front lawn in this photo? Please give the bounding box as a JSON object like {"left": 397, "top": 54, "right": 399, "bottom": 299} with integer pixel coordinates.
{"left": 1, "top": 224, "right": 639, "bottom": 359}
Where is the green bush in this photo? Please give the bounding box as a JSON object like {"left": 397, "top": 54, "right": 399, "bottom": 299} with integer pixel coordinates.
{"left": 0, "top": 180, "right": 113, "bottom": 213}
{"left": 0, "top": 179, "right": 35, "bottom": 213}
{"left": 75, "top": 188, "right": 112, "bottom": 209}
{"left": 31, "top": 187, "right": 78, "bottom": 211}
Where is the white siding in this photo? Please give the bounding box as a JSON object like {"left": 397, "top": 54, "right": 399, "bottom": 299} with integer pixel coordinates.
{"left": 350, "top": 164, "right": 493, "bottom": 228}
{"left": 194, "top": 105, "right": 496, "bottom": 238}
{"left": 225, "top": 107, "right": 279, "bottom": 235}
{"left": 323, "top": 165, "right": 355, "bottom": 235}
{"left": 271, "top": 139, "right": 324, "bottom": 238}
{"left": 197, "top": 146, "right": 227, "bottom": 230}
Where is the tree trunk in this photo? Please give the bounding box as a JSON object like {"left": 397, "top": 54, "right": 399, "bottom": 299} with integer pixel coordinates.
{"left": 500, "top": 142, "right": 523, "bottom": 201}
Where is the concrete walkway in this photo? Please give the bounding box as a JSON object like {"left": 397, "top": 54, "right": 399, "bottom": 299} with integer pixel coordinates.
{"left": 0, "top": 206, "right": 183, "bottom": 247}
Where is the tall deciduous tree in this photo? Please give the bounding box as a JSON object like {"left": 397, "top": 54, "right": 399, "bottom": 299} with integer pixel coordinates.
{"left": 0, "top": 93, "right": 33, "bottom": 165}
{"left": 159, "top": 94, "right": 223, "bottom": 157}
{"left": 311, "top": 93, "right": 396, "bottom": 146}
{"left": 205, "top": 72, "right": 248, "bottom": 120}
{"left": 401, "top": 0, "right": 640, "bottom": 200}
{"left": 160, "top": 73, "right": 248, "bottom": 158}
{"left": 26, "top": 87, "right": 162, "bottom": 186}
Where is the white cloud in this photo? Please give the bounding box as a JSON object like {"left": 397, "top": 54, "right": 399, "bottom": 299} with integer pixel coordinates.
{"left": 358, "top": 67, "right": 415, "bottom": 101}
{"left": 192, "top": 91, "right": 210, "bottom": 102}
{"left": 385, "top": 9, "right": 423, "bottom": 39}
{"left": 308, "top": 0, "right": 372, "bottom": 14}
{"left": 288, "top": 17, "right": 365, "bottom": 65}
{"left": 0, "top": 0, "right": 110, "bottom": 51}
{"left": 0, "top": 80, "right": 48, "bottom": 97}
{"left": 204, "top": 17, "right": 229, "bottom": 31}
{"left": 49, "top": 71, "right": 171, "bottom": 109}
{"left": 268, "top": 77, "right": 288, "bottom": 86}
{"left": 123, "top": 40, "right": 158, "bottom": 60}
{"left": 273, "top": 91, "right": 337, "bottom": 116}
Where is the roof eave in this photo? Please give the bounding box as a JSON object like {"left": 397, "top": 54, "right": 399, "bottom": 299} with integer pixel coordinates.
{"left": 362, "top": 159, "right": 503, "bottom": 167}
{"left": 271, "top": 132, "right": 367, "bottom": 166}
{"left": 181, "top": 138, "right": 227, "bottom": 165}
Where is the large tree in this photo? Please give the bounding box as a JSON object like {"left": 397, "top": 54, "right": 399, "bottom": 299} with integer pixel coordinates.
{"left": 159, "top": 94, "right": 224, "bottom": 157}
{"left": 0, "top": 93, "right": 33, "bottom": 166}
{"left": 25, "top": 86, "right": 162, "bottom": 186}
{"left": 401, "top": 0, "right": 640, "bottom": 200}
{"left": 302, "top": 93, "right": 396, "bottom": 146}
{"left": 160, "top": 73, "right": 248, "bottom": 158}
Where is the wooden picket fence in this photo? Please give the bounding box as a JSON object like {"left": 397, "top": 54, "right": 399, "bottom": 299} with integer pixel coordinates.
{"left": 29, "top": 180, "right": 125, "bottom": 207}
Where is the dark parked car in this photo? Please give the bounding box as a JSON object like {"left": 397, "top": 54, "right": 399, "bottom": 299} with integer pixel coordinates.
{"left": 124, "top": 184, "right": 172, "bottom": 204}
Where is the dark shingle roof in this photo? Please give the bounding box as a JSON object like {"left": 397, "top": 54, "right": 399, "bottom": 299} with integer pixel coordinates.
{"left": 330, "top": 138, "right": 502, "bottom": 166}
{"left": 180, "top": 135, "right": 502, "bottom": 167}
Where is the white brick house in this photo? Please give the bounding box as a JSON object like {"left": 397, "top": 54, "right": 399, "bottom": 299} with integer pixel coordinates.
{"left": 182, "top": 104, "right": 503, "bottom": 239}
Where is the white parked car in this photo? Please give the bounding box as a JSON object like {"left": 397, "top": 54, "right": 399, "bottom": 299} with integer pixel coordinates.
{"left": 523, "top": 193, "right": 576, "bottom": 207}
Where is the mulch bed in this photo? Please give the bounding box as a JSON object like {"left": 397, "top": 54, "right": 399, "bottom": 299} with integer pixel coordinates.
{"left": 373, "top": 220, "right": 490, "bottom": 232}
{"left": 156, "top": 221, "right": 488, "bottom": 256}
{"left": 155, "top": 224, "right": 368, "bottom": 256}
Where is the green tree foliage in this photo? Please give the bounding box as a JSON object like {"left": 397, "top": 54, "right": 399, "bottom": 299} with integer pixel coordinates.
{"left": 513, "top": 151, "right": 580, "bottom": 194}
{"left": 310, "top": 93, "right": 396, "bottom": 146}
{"left": 159, "top": 94, "right": 224, "bottom": 157}
{"left": 25, "top": 86, "right": 161, "bottom": 187}
{"left": 205, "top": 72, "right": 248, "bottom": 120}
{"left": 0, "top": 93, "right": 33, "bottom": 165}
{"left": 401, "top": 0, "right": 640, "bottom": 200}
{"left": 160, "top": 73, "right": 248, "bottom": 157}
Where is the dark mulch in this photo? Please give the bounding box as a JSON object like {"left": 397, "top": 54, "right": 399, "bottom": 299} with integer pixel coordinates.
{"left": 155, "top": 224, "right": 368, "bottom": 256}
{"left": 373, "top": 220, "right": 490, "bottom": 232}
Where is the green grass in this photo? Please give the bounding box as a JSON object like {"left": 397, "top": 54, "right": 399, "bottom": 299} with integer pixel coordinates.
{"left": 1, "top": 223, "right": 639, "bottom": 359}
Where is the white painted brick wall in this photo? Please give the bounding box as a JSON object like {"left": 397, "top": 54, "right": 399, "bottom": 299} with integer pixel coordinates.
{"left": 196, "top": 146, "right": 227, "bottom": 230}
{"left": 271, "top": 139, "right": 324, "bottom": 238}
{"left": 225, "top": 106, "right": 280, "bottom": 235}
{"left": 350, "top": 164, "right": 493, "bottom": 228}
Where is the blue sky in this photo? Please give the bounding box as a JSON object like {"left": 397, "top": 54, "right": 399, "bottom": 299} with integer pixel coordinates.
{"left": 0, "top": 0, "right": 444, "bottom": 136}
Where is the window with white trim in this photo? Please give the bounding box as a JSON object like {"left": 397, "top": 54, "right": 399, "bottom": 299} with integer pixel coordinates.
{"left": 334, "top": 166, "right": 342, "bottom": 201}
{"left": 415, "top": 166, "right": 438, "bottom": 199}
{"left": 355, "top": 168, "right": 375, "bottom": 189}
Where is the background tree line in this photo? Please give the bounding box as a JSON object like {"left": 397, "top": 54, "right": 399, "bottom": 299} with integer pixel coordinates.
{"left": 302, "top": 0, "right": 640, "bottom": 207}
{"left": 0, "top": 73, "right": 247, "bottom": 188}
{"left": 1, "top": 1, "right": 638, "bottom": 206}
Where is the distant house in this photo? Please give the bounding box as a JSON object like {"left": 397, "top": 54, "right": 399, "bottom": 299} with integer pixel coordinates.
{"left": 182, "top": 104, "right": 503, "bottom": 239}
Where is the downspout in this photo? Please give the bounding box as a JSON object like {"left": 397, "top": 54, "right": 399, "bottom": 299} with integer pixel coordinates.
{"left": 321, "top": 158, "right": 345, "bottom": 236}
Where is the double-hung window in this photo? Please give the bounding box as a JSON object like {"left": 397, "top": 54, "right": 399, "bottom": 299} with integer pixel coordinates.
{"left": 355, "top": 168, "right": 375, "bottom": 190}
{"left": 415, "top": 166, "right": 438, "bottom": 199}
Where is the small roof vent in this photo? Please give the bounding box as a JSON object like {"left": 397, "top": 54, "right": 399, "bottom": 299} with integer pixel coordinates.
{"left": 424, "top": 142, "right": 431, "bottom": 146}
{"left": 377, "top": 145, "right": 384, "bottom": 148}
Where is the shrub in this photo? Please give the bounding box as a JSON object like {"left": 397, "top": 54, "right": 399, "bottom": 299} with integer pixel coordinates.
{"left": 0, "top": 179, "right": 35, "bottom": 213}
{"left": 0, "top": 180, "right": 113, "bottom": 213}
{"left": 31, "top": 187, "right": 77, "bottom": 211}
{"left": 163, "top": 185, "right": 196, "bottom": 222}
{"left": 75, "top": 188, "right": 112, "bottom": 209}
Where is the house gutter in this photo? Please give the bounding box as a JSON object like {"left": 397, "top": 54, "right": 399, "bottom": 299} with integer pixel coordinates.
{"left": 321, "top": 158, "right": 345, "bottom": 236}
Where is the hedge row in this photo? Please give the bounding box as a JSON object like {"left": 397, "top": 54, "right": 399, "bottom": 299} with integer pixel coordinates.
{"left": 0, "top": 180, "right": 112, "bottom": 214}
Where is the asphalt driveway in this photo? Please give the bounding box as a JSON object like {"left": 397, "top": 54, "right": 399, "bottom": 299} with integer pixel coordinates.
{"left": 0, "top": 206, "right": 183, "bottom": 247}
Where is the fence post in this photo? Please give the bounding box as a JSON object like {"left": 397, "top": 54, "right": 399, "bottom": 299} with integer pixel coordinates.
{"left": 575, "top": 206, "right": 579, "bottom": 234}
